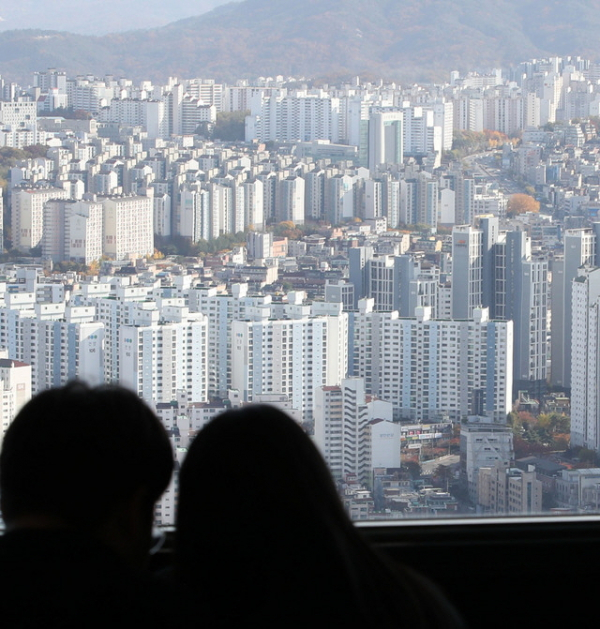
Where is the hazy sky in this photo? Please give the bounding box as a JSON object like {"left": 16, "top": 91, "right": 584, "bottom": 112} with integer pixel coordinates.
{"left": 0, "top": 1, "right": 232, "bottom": 34}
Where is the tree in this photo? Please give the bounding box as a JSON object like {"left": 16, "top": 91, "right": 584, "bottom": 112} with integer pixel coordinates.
{"left": 434, "top": 464, "right": 453, "bottom": 491}
{"left": 404, "top": 459, "right": 422, "bottom": 479}
{"left": 507, "top": 193, "right": 540, "bottom": 217}
{"left": 38, "top": 107, "right": 91, "bottom": 120}
{"left": 576, "top": 448, "right": 599, "bottom": 467}
{"left": 213, "top": 111, "right": 248, "bottom": 142}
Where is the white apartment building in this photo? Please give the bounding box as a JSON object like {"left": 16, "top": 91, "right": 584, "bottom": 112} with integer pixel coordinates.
{"left": 231, "top": 300, "right": 348, "bottom": 420}
{"left": 277, "top": 176, "right": 305, "bottom": 224}
{"left": 153, "top": 193, "right": 172, "bottom": 238}
{"left": 473, "top": 192, "right": 508, "bottom": 219}
{"left": 119, "top": 301, "right": 208, "bottom": 406}
{"left": 67, "top": 77, "right": 115, "bottom": 114}
{"left": 188, "top": 284, "right": 271, "bottom": 398}
{"left": 85, "top": 284, "right": 155, "bottom": 383}
{"left": 368, "top": 108, "right": 403, "bottom": 172}
{"left": 314, "top": 377, "right": 396, "bottom": 485}
{"left": 12, "top": 186, "right": 70, "bottom": 251}
{"left": 209, "top": 182, "right": 233, "bottom": 239}
{"left": 34, "top": 69, "right": 67, "bottom": 94}
{"left": 478, "top": 463, "right": 542, "bottom": 515}
{"left": 402, "top": 105, "right": 441, "bottom": 160}
{"left": 181, "top": 98, "right": 216, "bottom": 134}
{"left": 256, "top": 172, "right": 279, "bottom": 223}
{"left": 366, "top": 256, "right": 396, "bottom": 312}
{"left": 183, "top": 79, "right": 224, "bottom": 111}
{"left": 304, "top": 170, "right": 326, "bottom": 221}
{"left": 571, "top": 267, "right": 600, "bottom": 451}
{"left": 327, "top": 174, "right": 355, "bottom": 224}
{"left": 354, "top": 301, "right": 513, "bottom": 423}
{"left": 431, "top": 100, "right": 454, "bottom": 152}
{"left": 246, "top": 92, "right": 342, "bottom": 143}
{"left": 0, "top": 99, "right": 37, "bottom": 148}
{"left": 551, "top": 227, "right": 599, "bottom": 388}
{"left": 460, "top": 421, "right": 514, "bottom": 502}
{"left": 99, "top": 98, "right": 172, "bottom": 139}
{"left": 42, "top": 199, "right": 103, "bottom": 264}
{"left": 242, "top": 179, "right": 264, "bottom": 231}
{"left": 36, "top": 306, "right": 104, "bottom": 392}
{"left": 0, "top": 302, "right": 103, "bottom": 394}
{"left": 451, "top": 224, "right": 483, "bottom": 320}
{"left": 179, "top": 185, "right": 211, "bottom": 242}
{"left": 399, "top": 172, "right": 438, "bottom": 228}
{"left": 0, "top": 357, "right": 32, "bottom": 439}
{"left": 102, "top": 195, "right": 153, "bottom": 260}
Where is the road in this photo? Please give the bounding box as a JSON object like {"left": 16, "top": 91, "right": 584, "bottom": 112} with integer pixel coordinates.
{"left": 421, "top": 454, "right": 460, "bottom": 476}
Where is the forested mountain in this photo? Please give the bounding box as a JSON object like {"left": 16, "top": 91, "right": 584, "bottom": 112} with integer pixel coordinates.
{"left": 1, "top": 0, "right": 600, "bottom": 84}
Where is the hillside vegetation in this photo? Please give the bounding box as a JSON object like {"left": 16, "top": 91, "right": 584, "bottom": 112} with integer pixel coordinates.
{"left": 2, "top": 0, "right": 600, "bottom": 83}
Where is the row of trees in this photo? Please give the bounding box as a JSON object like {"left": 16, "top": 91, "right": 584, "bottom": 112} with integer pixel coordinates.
{"left": 153, "top": 221, "right": 329, "bottom": 259}
{"left": 446, "top": 129, "right": 517, "bottom": 161}
{"left": 38, "top": 107, "right": 92, "bottom": 120}
{"left": 154, "top": 232, "right": 249, "bottom": 257}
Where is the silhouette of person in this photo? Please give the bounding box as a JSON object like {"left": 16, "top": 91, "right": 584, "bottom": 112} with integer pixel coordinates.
{"left": 0, "top": 382, "right": 178, "bottom": 628}
{"left": 175, "top": 404, "right": 465, "bottom": 628}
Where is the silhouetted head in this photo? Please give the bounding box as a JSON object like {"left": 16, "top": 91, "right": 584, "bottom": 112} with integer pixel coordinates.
{"left": 176, "top": 403, "right": 351, "bottom": 545}
{"left": 0, "top": 382, "right": 173, "bottom": 564}
{"left": 175, "top": 405, "right": 457, "bottom": 628}
{"left": 175, "top": 405, "right": 374, "bottom": 624}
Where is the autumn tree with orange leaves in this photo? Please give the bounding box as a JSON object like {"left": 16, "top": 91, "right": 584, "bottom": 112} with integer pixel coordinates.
{"left": 507, "top": 193, "right": 540, "bottom": 217}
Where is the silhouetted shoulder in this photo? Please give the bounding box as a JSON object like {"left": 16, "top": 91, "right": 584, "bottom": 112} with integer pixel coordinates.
{"left": 0, "top": 529, "right": 183, "bottom": 629}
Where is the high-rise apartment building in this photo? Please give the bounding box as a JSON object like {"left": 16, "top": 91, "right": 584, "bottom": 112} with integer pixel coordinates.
{"left": 551, "top": 226, "right": 600, "bottom": 387}
{"left": 367, "top": 108, "right": 403, "bottom": 172}
{"left": 277, "top": 176, "right": 305, "bottom": 224}
{"left": 102, "top": 195, "right": 153, "bottom": 260}
{"left": 452, "top": 219, "right": 548, "bottom": 396}
{"left": 354, "top": 301, "right": 512, "bottom": 423}
{"left": 571, "top": 267, "right": 600, "bottom": 451}
{"left": 451, "top": 225, "right": 483, "bottom": 319}
{"left": 188, "top": 284, "right": 272, "bottom": 398}
{"left": 179, "top": 184, "right": 211, "bottom": 242}
{"left": 242, "top": 179, "right": 264, "bottom": 231}
{"left": 0, "top": 98, "right": 38, "bottom": 147}
{"left": 246, "top": 93, "right": 341, "bottom": 143}
{"left": 231, "top": 301, "right": 348, "bottom": 420}
{"left": 314, "top": 377, "right": 396, "bottom": 485}
{"left": 119, "top": 302, "right": 208, "bottom": 405}
{"left": 86, "top": 284, "right": 154, "bottom": 383}
{"left": 42, "top": 199, "right": 103, "bottom": 264}
{"left": 494, "top": 230, "right": 548, "bottom": 394}
{"left": 0, "top": 357, "right": 32, "bottom": 439}
{"left": 326, "top": 174, "right": 354, "bottom": 224}
{"left": 0, "top": 303, "right": 103, "bottom": 394}
{"left": 12, "top": 185, "right": 70, "bottom": 251}
{"left": 399, "top": 172, "right": 439, "bottom": 228}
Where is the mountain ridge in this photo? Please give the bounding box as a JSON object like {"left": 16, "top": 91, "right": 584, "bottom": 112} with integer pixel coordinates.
{"left": 0, "top": 0, "right": 598, "bottom": 85}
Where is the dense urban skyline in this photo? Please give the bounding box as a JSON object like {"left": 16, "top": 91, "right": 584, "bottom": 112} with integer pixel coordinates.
{"left": 2, "top": 52, "right": 599, "bottom": 521}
